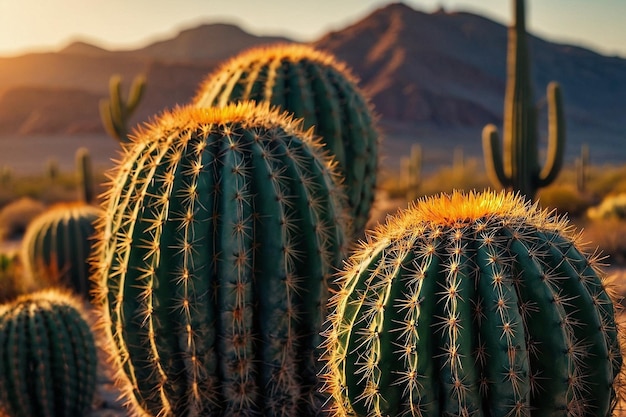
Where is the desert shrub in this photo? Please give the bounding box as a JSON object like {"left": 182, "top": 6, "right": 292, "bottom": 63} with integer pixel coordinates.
{"left": 382, "top": 157, "right": 491, "bottom": 200}
{"left": 579, "top": 218, "right": 626, "bottom": 265}
{"left": 0, "top": 250, "right": 27, "bottom": 302}
{"left": 0, "top": 170, "right": 107, "bottom": 208}
{"left": 0, "top": 197, "right": 46, "bottom": 240}
{"left": 537, "top": 183, "right": 595, "bottom": 217}
{"left": 587, "top": 193, "right": 626, "bottom": 220}
{"left": 586, "top": 164, "right": 626, "bottom": 197}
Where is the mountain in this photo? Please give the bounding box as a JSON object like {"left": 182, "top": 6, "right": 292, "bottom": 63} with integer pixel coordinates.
{"left": 313, "top": 3, "right": 626, "bottom": 165}
{"left": 0, "top": 4, "right": 625, "bottom": 169}
{"left": 131, "top": 23, "right": 292, "bottom": 62}
{"left": 0, "top": 86, "right": 102, "bottom": 135}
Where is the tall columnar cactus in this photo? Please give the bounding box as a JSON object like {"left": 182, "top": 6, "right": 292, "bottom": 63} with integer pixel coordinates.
{"left": 576, "top": 143, "right": 590, "bottom": 194}
{"left": 99, "top": 74, "right": 146, "bottom": 143}
{"left": 45, "top": 158, "right": 59, "bottom": 183}
{"left": 92, "top": 102, "right": 348, "bottom": 417}
{"left": 193, "top": 44, "right": 378, "bottom": 236}
{"left": 76, "top": 147, "right": 95, "bottom": 204}
{"left": 0, "top": 289, "right": 97, "bottom": 417}
{"left": 482, "top": 0, "right": 565, "bottom": 200}
{"left": 322, "top": 191, "right": 623, "bottom": 417}
{"left": 21, "top": 203, "right": 100, "bottom": 298}
{"left": 402, "top": 143, "right": 422, "bottom": 201}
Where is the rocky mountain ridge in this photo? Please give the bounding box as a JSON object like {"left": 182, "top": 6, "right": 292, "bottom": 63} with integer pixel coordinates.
{"left": 1, "top": 3, "right": 624, "bottom": 166}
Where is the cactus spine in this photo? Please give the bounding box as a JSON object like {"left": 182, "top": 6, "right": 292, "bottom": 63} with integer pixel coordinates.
{"left": 76, "top": 147, "right": 94, "bottom": 204}
{"left": 92, "top": 102, "right": 347, "bottom": 417}
{"left": 322, "top": 191, "right": 623, "bottom": 417}
{"left": 21, "top": 203, "right": 100, "bottom": 298}
{"left": 482, "top": 0, "right": 565, "bottom": 200}
{"left": 99, "top": 74, "right": 146, "bottom": 142}
{"left": 0, "top": 289, "right": 97, "bottom": 417}
{"left": 193, "top": 44, "right": 378, "bottom": 236}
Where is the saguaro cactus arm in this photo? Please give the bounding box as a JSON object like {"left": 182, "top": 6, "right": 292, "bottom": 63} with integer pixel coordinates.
{"left": 99, "top": 74, "right": 146, "bottom": 142}
{"left": 482, "top": 124, "right": 510, "bottom": 190}
{"left": 537, "top": 81, "right": 565, "bottom": 186}
{"left": 75, "top": 147, "right": 94, "bottom": 204}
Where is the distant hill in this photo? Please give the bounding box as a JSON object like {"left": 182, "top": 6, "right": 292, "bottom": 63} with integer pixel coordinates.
{"left": 313, "top": 3, "right": 626, "bottom": 165}
{"left": 131, "top": 23, "right": 292, "bottom": 62}
{"left": 0, "top": 86, "right": 102, "bottom": 135}
{"left": 0, "top": 4, "right": 625, "bottom": 168}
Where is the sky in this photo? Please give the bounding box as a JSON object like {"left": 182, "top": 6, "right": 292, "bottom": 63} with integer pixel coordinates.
{"left": 0, "top": 0, "right": 625, "bottom": 58}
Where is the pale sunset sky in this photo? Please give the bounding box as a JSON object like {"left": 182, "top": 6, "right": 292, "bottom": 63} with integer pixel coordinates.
{"left": 0, "top": 0, "right": 624, "bottom": 57}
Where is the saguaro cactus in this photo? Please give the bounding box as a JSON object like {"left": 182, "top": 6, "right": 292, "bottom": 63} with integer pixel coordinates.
{"left": 76, "top": 147, "right": 94, "bottom": 204}
{"left": 322, "top": 191, "right": 623, "bottom": 417}
{"left": 193, "top": 44, "right": 378, "bottom": 236}
{"left": 99, "top": 74, "right": 146, "bottom": 142}
{"left": 0, "top": 289, "right": 97, "bottom": 417}
{"left": 576, "top": 143, "right": 590, "bottom": 194}
{"left": 21, "top": 203, "right": 100, "bottom": 298}
{"left": 401, "top": 143, "right": 422, "bottom": 201}
{"left": 482, "top": 0, "right": 565, "bottom": 200}
{"left": 92, "top": 102, "right": 347, "bottom": 417}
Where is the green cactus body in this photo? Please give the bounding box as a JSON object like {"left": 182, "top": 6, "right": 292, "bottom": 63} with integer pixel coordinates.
{"left": 193, "top": 44, "right": 378, "bottom": 236}
{"left": 21, "top": 203, "right": 100, "bottom": 298}
{"left": 322, "top": 191, "right": 622, "bottom": 417}
{"left": 576, "top": 144, "right": 589, "bottom": 194}
{"left": 482, "top": 0, "right": 565, "bottom": 200}
{"left": 402, "top": 143, "right": 422, "bottom": 201}
{"left": 0, "top": 289, "right": 97, "bottom": 417}
{"left": 99, "top": 74, "right": 146, "bottom": 143}
{"left": 92, "top": 102, "right": 347, "bottom": 417}
{"left": 76, "top": 147, "right": 95, "bottom": 204}
{"left": 46, "top": 158, "right": 59, "bottom": 183}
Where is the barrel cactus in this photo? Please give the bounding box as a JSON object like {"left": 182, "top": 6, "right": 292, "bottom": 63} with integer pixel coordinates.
{"left": 193, "top": 43, "right": 378, "bottom": 236}
{"left": 0, "top": 289, "right": 97, "bottom": 417}
{"left": 21, "top": 202, "right": 100, "bottom": 298}
{"left": 92, "top": 102, "right": 347, "bottom": 417}
{"left": 322, "top": 191, "right": 623, "bottom": 417}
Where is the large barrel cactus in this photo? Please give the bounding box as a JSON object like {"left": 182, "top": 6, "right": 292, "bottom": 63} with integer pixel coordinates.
{"left": 322, "top": 191, "right": 623, "bottom": 417}
{"left": 21, "top": 202, "right": 100, "bottom": 298}
{"left": 0, "top": 289, "right": 97, "bottom": 417}
{"left": 92, "top": 102, "right": 347, "bottom": 417}
{"left": 193, "top": 43, "right": 378, "bottom": 235}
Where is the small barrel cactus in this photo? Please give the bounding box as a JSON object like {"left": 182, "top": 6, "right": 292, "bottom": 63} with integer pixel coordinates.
{"left": 92, "top": 102, "right": 347, "bottom": 417}
{"left": 587, "top": 193, "right": 626, "bottom": 221}
{"left": 21, "top": 203, "right": 100, "bottom": 298}
{"left": 322, "top": 191, "right": 623, "bottom": 417}
{"left": 0, "top": 289, "right": 97, "bottom": 417}
{"left": 193, "top": 43, "right": 378, "bottom": 236}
